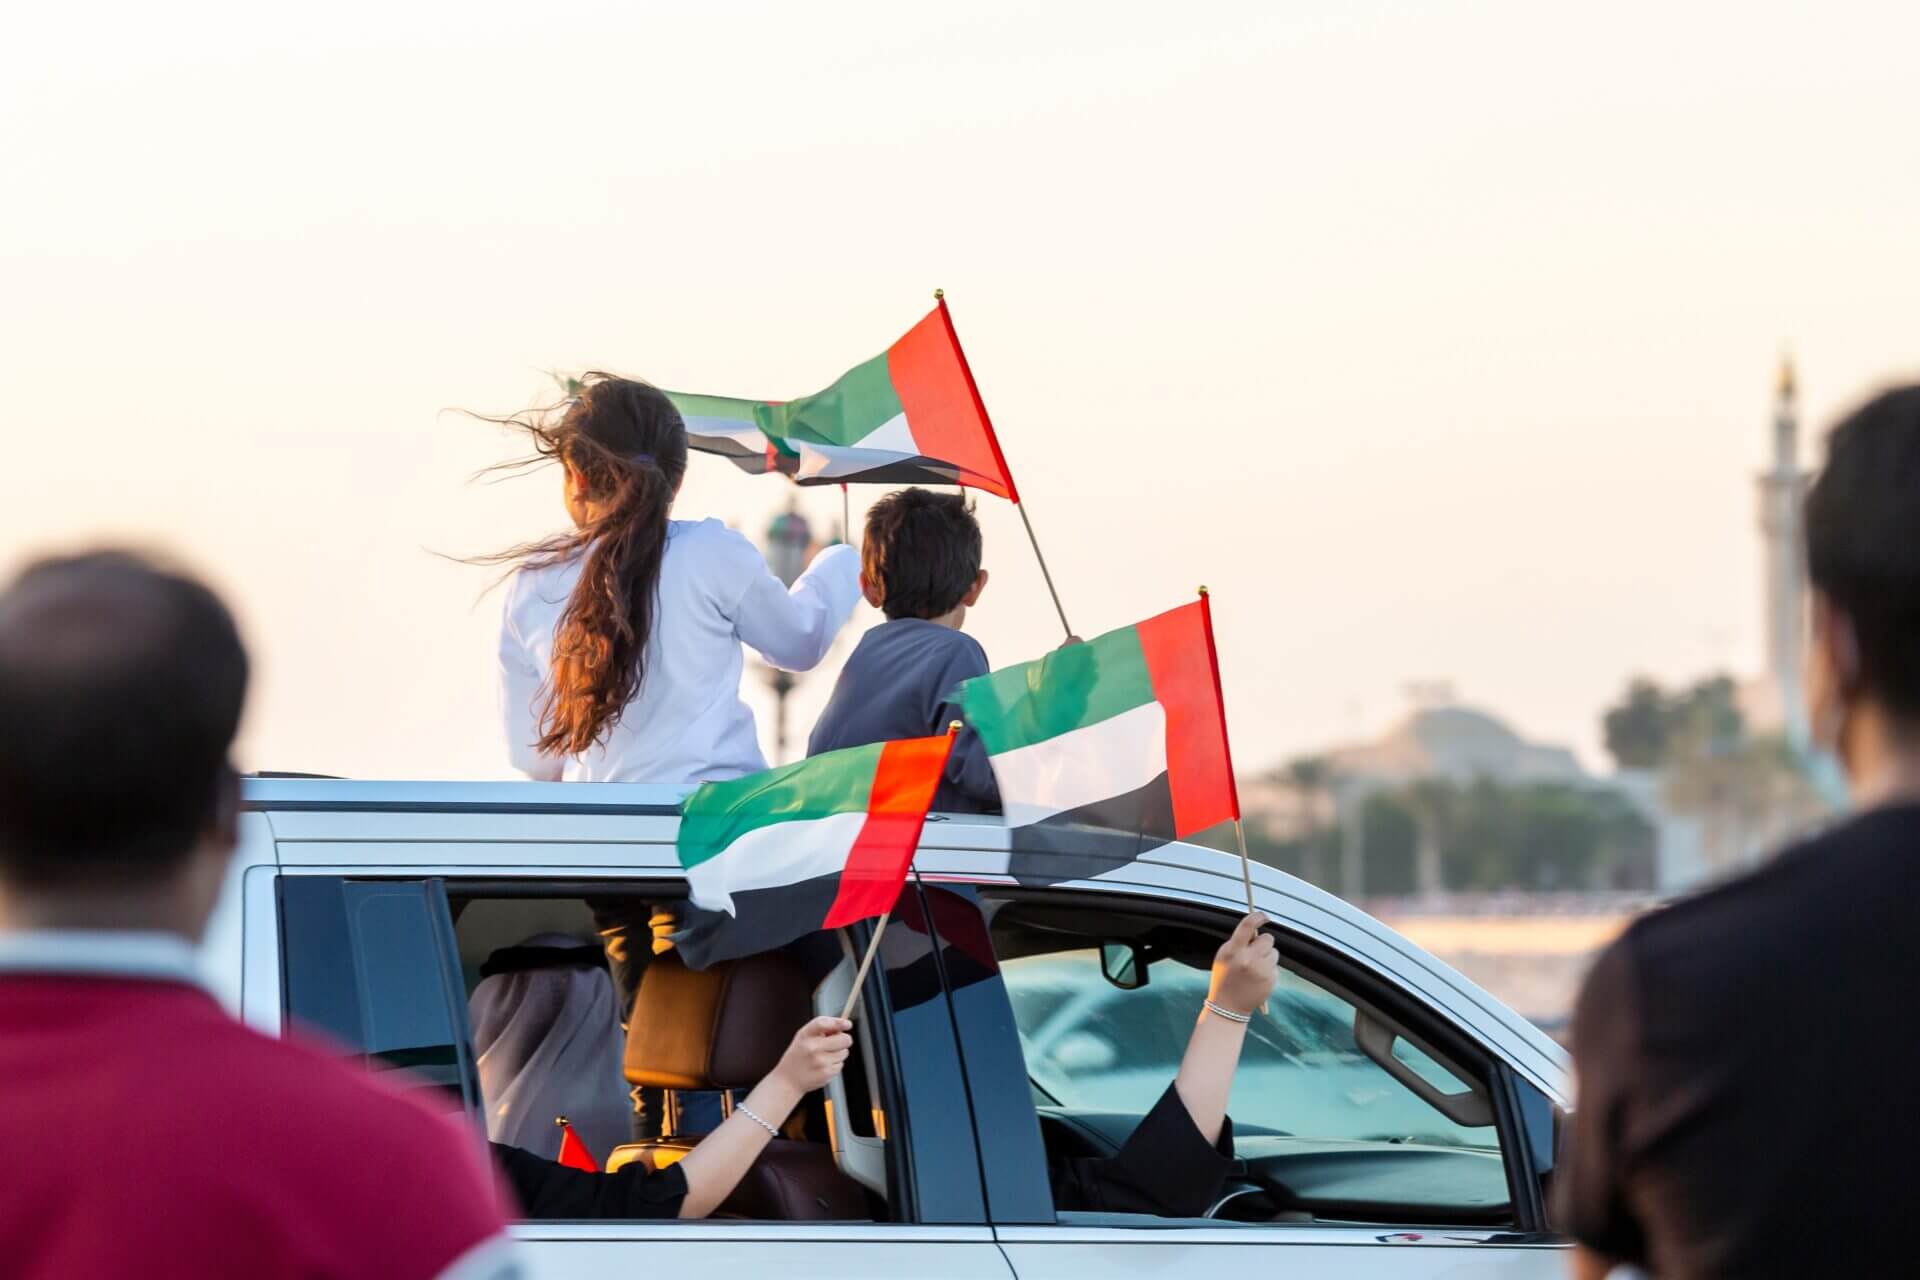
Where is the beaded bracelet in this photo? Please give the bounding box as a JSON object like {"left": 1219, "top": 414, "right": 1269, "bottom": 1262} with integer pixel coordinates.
{"left": 736, "top": 1102, "right": 780, "bottom": 1137}
{"left": 1204, "top": 999, "right": 1252, "bottom": 1024}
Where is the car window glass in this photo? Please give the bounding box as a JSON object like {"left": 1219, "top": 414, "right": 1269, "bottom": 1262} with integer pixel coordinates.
{"left": 1003, "top": 947, "right": 1498, "bottom": 1150}
{"left": 280, "top": 878, "right": 474, "bottom": 1108}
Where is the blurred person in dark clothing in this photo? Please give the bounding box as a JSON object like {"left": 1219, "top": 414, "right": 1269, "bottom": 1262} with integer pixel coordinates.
{"left": 1557, "top": 386, "right": 1920, "bottom": 1280}
{"left": 0, "top": 551, "right": 518, "bottom": 1279}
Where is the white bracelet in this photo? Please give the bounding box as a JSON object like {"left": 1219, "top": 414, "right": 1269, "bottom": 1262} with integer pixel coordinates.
{"left": 1204, "top": 999, "right": 1252, "bottom": 1024}
{"left": 735, "top": 1102, "right": 780, "bottom": 1137}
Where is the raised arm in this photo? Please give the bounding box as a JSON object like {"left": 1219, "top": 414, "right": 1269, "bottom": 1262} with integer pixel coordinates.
{"left": 675, "top": 1014, "right": 853, "bottom": 1219}
{"left": 1173, "top": 912, "right": 1279, "bottom": 1145}
{"left": 732, "top": 542, "right": 862, "bottom": 672}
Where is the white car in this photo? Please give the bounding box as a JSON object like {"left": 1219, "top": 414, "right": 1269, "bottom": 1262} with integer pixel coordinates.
{"left": 200, "top": 778, "right": 1570, "bottom": 1279}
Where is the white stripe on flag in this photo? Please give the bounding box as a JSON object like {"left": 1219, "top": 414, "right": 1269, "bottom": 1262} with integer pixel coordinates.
{"left": 683, "top": 415, "right": 771, "bottom": 454}
{"left": 992, "top": 699, "right": 1168, "bottom": 828}
{"left": 793, "top": 412, "right": 920, "bottom": 479}
{"left": 684, "top": 810, "right": 868, "bottom": 916}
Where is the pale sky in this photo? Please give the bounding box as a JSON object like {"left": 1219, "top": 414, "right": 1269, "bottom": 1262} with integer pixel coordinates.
{"left": 4, "top": 0, "right": 1917, "bottom": 780}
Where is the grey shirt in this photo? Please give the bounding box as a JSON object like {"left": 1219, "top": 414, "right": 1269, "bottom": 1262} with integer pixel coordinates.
{"left": 806, "top": 618, "right": 1001, "bottom": 813}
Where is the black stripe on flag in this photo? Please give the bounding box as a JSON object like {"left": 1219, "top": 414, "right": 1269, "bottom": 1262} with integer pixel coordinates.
{"left": 689, "top": 441, "right": 968, "bottom": 490}
{"left": 669, "top": 874, "right": 848, "bottom": 972}
{"left": 1006, "top": 772, "right": 1178, "bottom": 887}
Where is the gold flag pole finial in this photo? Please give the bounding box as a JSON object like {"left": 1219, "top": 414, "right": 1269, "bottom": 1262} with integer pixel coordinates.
{"left": 933, "top": 287, "right": 944, "bottom": 300}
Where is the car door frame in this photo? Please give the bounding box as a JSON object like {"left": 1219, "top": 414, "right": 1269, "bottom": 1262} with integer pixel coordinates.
{"left": 248, "top": 806, "right": 1007, "bottom": 1257}
{"left": 903, "top": 836, "right": 1570, "bottom": 1262}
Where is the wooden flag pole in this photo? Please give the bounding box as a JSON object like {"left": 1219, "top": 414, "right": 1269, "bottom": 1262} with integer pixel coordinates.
{"left": 840, "top": 911, "right": 893, "bottom": 1021}
{"left": 933, "top": 288, "right": 1074, "bottom": 640}
{"left": 838, "top": 723, "right": 962, "bottom": 1021}
{"left": 1198, "top": 586, "right": 1254, "bottom": 916}
{"left": 1018, "top": 500, "right": 1074, "bottom": 639}
{"left": 1233, "top": 816, "right": 1257, "bottom": 916}
{"left": 841, "top": 483, "right": 852, "bottom": 546}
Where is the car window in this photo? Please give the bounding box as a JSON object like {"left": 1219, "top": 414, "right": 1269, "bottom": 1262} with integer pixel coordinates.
{"left": 1005, "top": 947, "right": 1499, "bottom": 1150}
{"left": 279, "top": 877, "right": 478, "bottom": 1113}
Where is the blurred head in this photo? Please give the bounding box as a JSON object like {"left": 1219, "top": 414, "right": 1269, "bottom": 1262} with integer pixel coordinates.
{"left": 479, "top": 375, "right": 691, "bottom": 757}
{"left": 860, "top": 487, "right": 988, "bottom": 624}
{"left": 0, "top": 551, "right": 248, "bottom": 936}
{"left": 1803, "top": 385, "right": 1920, "bottom": 787}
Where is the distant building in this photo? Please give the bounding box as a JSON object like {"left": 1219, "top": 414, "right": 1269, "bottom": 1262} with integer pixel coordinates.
{"left": 1244, "top": 359, "right": 1825, "bottom": 900}
{"left": 1322, "top": 705, "right": 1586, "bottom": 788}
{"left": 1740, "top": 355, "right": 1810, "bottom": 738}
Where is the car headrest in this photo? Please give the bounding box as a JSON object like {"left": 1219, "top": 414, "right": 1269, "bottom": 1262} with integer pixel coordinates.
{"left": 624, "top": 948, "right": 813, "bottom": 1091}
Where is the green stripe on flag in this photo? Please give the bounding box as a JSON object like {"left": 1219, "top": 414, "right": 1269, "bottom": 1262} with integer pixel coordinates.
{"left": 668, "top": 391, "right": 762, "bottom": 425}
{"left": 763, "top": 352, "right": 904, "bottom": 447}
{"left": 678, "top": 743, "right": 882, "bottom": 870}
{"left": 960, "top": 625, "right": 1157, "bottom": 757}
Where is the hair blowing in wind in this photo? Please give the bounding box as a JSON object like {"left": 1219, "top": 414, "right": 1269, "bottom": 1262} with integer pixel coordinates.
{"left": 471, "top": 375, "right": 690, "bottom": 757}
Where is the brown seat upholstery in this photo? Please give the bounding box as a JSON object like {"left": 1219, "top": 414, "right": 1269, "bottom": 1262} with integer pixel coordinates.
{"left": 604, "top": 949, "right": 870, "bottom": 1221}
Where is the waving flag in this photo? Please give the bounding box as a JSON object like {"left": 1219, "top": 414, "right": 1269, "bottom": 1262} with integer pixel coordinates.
{"left": 958, "top": 598, "right": 1239, "bottom": 885}
{"left": 666, "top": 298, "right": 1017, "bottom": 499}
{"left": 670, "top": 733, "right": 957, "bottom": 970}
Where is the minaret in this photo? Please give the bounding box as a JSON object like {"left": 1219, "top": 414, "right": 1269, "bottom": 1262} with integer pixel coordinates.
{"left": 1758, "top": 353, "right": 1808, "bottom": 733}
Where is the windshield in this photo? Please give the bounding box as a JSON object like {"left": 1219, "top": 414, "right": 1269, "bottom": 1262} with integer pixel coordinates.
{"left": 1003, "top": 949, "right": 1498, "bottom": 1150}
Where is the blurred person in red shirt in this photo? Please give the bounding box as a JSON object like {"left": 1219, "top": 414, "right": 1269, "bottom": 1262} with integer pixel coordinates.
{"left": 0, "top": 551, "right": 519, "bottom": 1280}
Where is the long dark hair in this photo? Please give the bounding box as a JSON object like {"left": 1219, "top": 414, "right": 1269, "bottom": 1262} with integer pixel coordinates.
{"left": 475, "top": 374, "right": 690, "bottom": 757}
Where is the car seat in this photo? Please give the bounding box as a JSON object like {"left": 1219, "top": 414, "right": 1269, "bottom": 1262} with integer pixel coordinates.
{"left": 603, "top": 949, "right": 870, "bottom": 1220}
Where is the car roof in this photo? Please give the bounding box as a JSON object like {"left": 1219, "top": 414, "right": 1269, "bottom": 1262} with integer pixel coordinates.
{"left": 241, "top": 776, "right": 1569, "bottom": 1100}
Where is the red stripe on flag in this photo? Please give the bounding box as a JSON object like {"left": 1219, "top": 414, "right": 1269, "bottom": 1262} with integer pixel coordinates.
{"left": 1136, "top": 599, "right": 1239, "bottom": 837}
{"left": 885, "top": 303, "right": 1018, "bottom": 501}
{"left": 822, "top": 734, "right": 955, "bottom": 929}
{"left": 556, "top": 1119, "right": 599, "bottom": 1172}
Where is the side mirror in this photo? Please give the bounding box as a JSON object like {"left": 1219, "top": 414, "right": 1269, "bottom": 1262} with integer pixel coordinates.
{"left": 1099, "top": 941, "right": 1149, "bottom": 990}
{"left": 1051, "top": 1030, "right": 1120, "bottom": 1073}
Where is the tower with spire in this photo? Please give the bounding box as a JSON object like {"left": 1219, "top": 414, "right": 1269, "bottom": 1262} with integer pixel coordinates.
{"left": 1755, "top": 352, "right": 1809, "bottom": 738}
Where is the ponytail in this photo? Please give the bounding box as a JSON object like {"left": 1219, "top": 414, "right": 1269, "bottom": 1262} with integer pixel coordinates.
{"left": 541, "top": 455, "right": 673, "bottom": 755}
{"left": 470, "top": 375, "right": 691, "bottom": 756}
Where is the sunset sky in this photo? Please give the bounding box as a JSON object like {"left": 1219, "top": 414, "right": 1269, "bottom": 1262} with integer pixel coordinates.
{"left": 4, "top": 0, "right": 1917, "bottom": 779}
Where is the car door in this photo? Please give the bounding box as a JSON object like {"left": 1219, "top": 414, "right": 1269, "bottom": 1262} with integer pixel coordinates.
{"left": 267, "top": 842, "right": 1014, "bottom": 1279}
{"left": 909, "top": 866, "right": 1567, "bottom": 1279}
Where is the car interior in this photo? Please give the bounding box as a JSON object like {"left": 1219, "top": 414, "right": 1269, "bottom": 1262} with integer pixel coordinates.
{"left": 451, "top": 888, "right": 890, "bottom": 1223}
{"left": 983, "top": 892, "right": 1518, "bottom": 1228}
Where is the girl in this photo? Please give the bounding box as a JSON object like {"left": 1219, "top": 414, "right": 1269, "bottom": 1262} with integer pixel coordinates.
{"left": 489, "top": 375, "right": 860, "bottom": 783}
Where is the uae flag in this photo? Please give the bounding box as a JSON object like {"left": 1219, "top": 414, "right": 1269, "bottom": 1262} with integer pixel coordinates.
{"left": 555, "top": 1118, "right": 599, "bottom": 1172}
{"left": 670, "top": 733, "right": 956, "bottom": 970}
{"left": 958, "top": 597, "right": 1240, "bottom": 885}
{"left": 665, "top": 299, "right": 1018, "bottom": 499}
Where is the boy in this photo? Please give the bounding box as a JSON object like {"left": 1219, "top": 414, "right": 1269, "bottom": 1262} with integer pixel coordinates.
{"left": 808, "top": 488, "right": 1000, "bottom": 812}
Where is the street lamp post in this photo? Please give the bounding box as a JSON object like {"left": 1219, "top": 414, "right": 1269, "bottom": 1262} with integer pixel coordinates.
{"left": 760, "top": 500, "right": 814, "bottom": 764}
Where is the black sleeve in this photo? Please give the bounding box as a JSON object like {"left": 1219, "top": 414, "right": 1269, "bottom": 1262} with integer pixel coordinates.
{"left": 493, "top": 1143, "right": 690, "bottom": 1220}
{"left": 1049, "top": 1083, "right": 1237, "bottom": 1218}
{"left": 1552, "top": 938, "right": 1648, "bottom": 1264}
